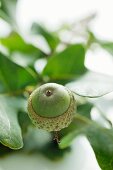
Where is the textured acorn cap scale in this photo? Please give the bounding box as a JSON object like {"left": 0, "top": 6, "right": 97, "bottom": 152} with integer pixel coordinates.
{"left": 27, "top": 83, "right": 76, "bottom": 132}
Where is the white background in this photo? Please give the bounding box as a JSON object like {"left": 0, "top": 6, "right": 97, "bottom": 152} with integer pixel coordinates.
{"left": 16, "top": 0, "right": 113, "bottom": 76}
{"left": 18, "top": 0, "right": 113, "bottom": 40}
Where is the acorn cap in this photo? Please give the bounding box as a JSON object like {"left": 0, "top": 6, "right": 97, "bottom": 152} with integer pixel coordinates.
{"left": 28, "top": 83, "right": 76, "bottom": 132}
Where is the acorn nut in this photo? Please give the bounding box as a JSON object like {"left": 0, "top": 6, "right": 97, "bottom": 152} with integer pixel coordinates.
{"left": 27, "top": 83, "right": 76, "bottom": 132}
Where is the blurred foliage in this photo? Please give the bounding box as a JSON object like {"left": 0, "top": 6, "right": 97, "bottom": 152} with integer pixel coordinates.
{"left": 1, "top": 0, "right": 113, "bottom": 170}
{"left": 31, "top": 23, "right": 60, "bottom": 52}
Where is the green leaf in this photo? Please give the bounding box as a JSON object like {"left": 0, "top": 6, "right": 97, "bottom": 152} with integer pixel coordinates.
{"left": 0, "top": 32, "right": 45, "bottom": 67}
{"left": 59, "top": 115, "right": 113, "bottom": 170}
{"left": 1, "top": 32, "right": 42, "bottom": 54}
{"left": 87, "top": 125, "right": 113, "bottom": 170}
{"left": 91, "top": 36, "right": 113, "bottom": 57}
{"left": 0, "top": 95, "right": 24, "bottom": 149}
{"left": 0, "top": 0, "right": 17, "bottom": 25}
{"left": 67, "top": 71, "right": 113, "bottom": 97}
{"left": 59, "top": 115, "right": 90, "bottom": 149}
{"left": 77, "top": 103, "right": 93, "bottom": 118}
{"left": 43, "top": 44, "right": 86, "bottom": 80}
{"left": 31, "top": 23, "right": 59, "bottom": 51}
{"left": 0, "top": 52, "right": 37, "bottom": 93}
{"left": 18, "top": 111, "right": 32, "bottom": 135}
{"left": 98, "top": 40, "right": 113, "bottom": 56}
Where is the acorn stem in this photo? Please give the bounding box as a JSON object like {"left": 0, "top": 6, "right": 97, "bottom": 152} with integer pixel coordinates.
{"left": 53, "top": 131, "right": 60, "bottom": 143}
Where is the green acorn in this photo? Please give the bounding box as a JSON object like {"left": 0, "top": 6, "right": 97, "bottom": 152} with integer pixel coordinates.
{"left": 27, "top": 83, "right": 76, "bottom": 132}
